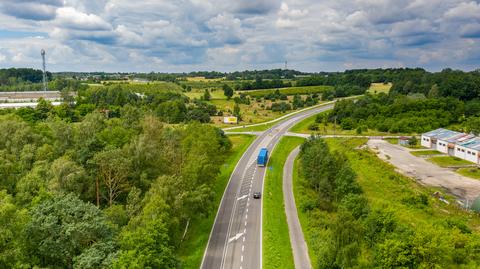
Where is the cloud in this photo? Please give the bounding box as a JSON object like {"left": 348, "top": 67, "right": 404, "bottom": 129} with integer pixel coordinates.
{"left": 55, "top": 7, "right": 111, "bottom": 31}
{"left": 1, "top": 0, "right": 62, "bottom": 21}
{"left": 0, "top": 0, "right": 479, "bottom": 72}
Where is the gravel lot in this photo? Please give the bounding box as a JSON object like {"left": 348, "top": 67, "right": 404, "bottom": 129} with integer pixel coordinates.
{"left": 368, "top": 139, "right": 480, "bottom": 201}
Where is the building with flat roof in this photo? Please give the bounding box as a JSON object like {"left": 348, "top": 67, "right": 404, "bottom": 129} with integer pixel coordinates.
{"left": 422, "top": 128, "right": 479, "bottom": 165}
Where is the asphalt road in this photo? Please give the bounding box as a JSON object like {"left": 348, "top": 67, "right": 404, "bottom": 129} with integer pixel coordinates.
{"left": 201, "top": 103, "right": 334, "bottom": 269}
{"left": 283, "top": 147, "right": 312, "bottom": 269}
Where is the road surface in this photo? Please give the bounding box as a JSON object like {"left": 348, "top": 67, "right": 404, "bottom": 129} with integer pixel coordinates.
{"left": 368, "top": 139, "right": 480, "bottom": 200}
{"left": 283, "top": 147, "right": 312, "bottom": 269}
{"left": 201, "top": 103, "right": 334, "bottom": 269}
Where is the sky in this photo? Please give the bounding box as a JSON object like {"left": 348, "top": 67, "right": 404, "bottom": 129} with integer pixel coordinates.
{"left": 0, "top": 0, "right": 479, "bottom": 72}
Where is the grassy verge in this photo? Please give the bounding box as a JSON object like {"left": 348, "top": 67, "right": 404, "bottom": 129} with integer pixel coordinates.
{"left": 428, "top": 156, "right": 473, "bottom": 167}
{"left": 293, "top": 138, "right": 480, "bottom": 267}
{"left": 263, "top": 136, "right": 305, "bottom": 269}
{"left": 457, "top": 167, "right": 480, "bottom": 180}
{"left": 177, "top": 134, "right": 256, "bottom": 267}
{"left": 410, "top": 150, "right": 443, "bottom": 157}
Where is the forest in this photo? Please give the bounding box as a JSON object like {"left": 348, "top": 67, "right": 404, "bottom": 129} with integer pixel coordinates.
{"left": 326, "top": 94, "right": 480, "bottom": 134}
{"left": 0, "top": 80, "right": 236, "bottom": 267}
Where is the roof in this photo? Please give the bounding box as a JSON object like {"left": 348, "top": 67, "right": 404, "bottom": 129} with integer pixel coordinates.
{"left": 459, "top": 138, "right": 480, "bottom": 151}
{"left": 423, "top": 128, "right": 480, "bottom": 150}
{"left": 423, "top": 128, "right": 461, "bottom": 140}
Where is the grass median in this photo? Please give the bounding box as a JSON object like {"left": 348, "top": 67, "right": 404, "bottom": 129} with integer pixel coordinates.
{"left": 263, "top": 136, "right": 305, "bottom": 269}
{"left": 177, "top": 134, "right": 256, "bottom": 268}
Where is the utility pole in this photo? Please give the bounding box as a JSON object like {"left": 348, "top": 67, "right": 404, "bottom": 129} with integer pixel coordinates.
{"left": 41, "top": 49, "right": 47, "bottom": 92}
{"left": 284, "top": 60, "right": 287, "bottom": 70}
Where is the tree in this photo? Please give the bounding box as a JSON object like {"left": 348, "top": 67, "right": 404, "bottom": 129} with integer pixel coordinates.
{"left": 223, "top": 84, "right": 234, "bottom": 100}
{"left": 233, "top": 103, "right": 241, "bottom": 120}
{"left": 25, "top": 193, "right": 115, "bottom": 269}
{"left": 113, "top": 181, "right": 176, "bottom": 268}
{"left": 465, "top": 117, "right": 480, "bottom": 135}
{"left": 93, "top": 148, "right": 131, "bottom": 206}
{"left": 203, "top": 89, "right": 211, "bottom": 101}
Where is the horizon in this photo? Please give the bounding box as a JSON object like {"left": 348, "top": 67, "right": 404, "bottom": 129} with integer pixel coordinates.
{"left": 0, "top": 1, "right": 479, "bottom": 72}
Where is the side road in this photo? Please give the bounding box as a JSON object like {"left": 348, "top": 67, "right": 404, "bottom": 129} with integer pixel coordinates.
{"left": 283, "top": 146, "right": 312, "bottom": 269}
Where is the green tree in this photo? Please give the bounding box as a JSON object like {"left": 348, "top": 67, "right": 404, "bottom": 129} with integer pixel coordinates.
{"left": 203, "top": 89, "right": 211, "bottom": 101}
{"left": 93, "top": 148, "right": 131, "bottom": 206}
{"left": 223, "top": 84, "right": 234, "bottom": 100}
{"left": 25, "top": 193, "right": 115, "bottom": 269}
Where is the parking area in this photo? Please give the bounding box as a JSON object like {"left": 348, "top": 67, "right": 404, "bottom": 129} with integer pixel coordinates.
{"left": 368, "top": 139, "right": 480, "bottom": 201}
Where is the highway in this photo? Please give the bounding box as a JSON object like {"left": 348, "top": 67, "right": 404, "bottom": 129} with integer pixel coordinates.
{"left": 201, "top": 103, "right": 334, "bottom": 269}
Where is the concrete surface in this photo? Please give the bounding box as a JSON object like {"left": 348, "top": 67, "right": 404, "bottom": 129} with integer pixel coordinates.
{"left": 368, "top": 139, "right": 480, "bottom": 201}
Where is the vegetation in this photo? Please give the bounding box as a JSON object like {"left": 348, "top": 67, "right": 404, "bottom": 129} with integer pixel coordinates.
{"left": 263, "top": 136, "right": 305, "bottom": 269}
{"left": 0, "top": 93, "right": 239, "bottom": 268}
{"left": 428, "top": 156, "right": 474, "bottom": 167}
{"left": 457, "top": 167, "right": 480, "bottom": 180}
{"left": 410, "top": 150, "right": 443, "bottom": 157}
{"left": 295, "top": 137, "right": 480, "bottom": 268}
{"left": 241, "top": 86, "right": 333, "bottom": 98}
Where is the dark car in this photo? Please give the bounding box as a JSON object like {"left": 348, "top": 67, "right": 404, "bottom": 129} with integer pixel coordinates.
{"left": 253, "top": 192, "right": 261, "bottom": 199}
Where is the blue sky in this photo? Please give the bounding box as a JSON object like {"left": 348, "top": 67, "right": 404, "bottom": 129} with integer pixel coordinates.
{"left": 0, "top": 0, "right": 479, "bottom": 72}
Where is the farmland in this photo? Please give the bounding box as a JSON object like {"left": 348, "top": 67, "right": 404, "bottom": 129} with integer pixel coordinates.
{"left": 240, "top": 85, "right": 333, "bottom": 98}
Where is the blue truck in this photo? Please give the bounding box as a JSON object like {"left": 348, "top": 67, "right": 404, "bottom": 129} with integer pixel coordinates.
{"left": 257, "top": 148, "right": 269, "bottom": 166}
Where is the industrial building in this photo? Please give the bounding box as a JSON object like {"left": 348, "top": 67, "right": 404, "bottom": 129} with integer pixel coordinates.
{"left": 421, "top": 128, "right": 480, "bottom": 165}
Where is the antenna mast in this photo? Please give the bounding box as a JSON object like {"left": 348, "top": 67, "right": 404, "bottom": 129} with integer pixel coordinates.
{"left": 284, "top": 60, "right": 287, "bottom": 70}
{"left": 41, "top": 49, "right": 47, "bottom": 92}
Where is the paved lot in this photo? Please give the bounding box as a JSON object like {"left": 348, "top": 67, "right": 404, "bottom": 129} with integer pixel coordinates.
{"left": 368, "top": 139, "right": 480, "bottom": 201}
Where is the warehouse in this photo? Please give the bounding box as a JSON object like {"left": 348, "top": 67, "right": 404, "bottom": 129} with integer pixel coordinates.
{"left": 422, "top": 128, "right": 480, "bottom": 165}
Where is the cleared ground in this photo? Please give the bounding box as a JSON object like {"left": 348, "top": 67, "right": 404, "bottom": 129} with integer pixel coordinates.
{"left": 367, "top": 82, "right": 392, "bottom": 94}
{"left": 368, "top": 139, "right": 480, "bottom": 200}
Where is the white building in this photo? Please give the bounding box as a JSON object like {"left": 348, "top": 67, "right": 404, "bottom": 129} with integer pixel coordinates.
{"left": 421, "top": 128, "right": 480, "bottom": 165}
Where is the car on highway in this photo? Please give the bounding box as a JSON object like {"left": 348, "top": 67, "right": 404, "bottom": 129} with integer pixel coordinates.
{"left": 253, "top": 192, "right": 261, "bottom": 199}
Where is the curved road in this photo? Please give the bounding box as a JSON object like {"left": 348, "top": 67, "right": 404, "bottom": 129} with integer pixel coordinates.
{"left": 283, "top": 147, "right": 312, "bottom": 269}
{"left": 201, "top": 103, "right": 334, "bottom": 269}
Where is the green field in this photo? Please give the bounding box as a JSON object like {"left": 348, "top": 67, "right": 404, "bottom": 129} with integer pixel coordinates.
{"left": 457, "top": 167, "right": 480, "bottom": 180}
{"left": 367, "top": 82, "right": 392, "bottom": 94}
{"left": 410, "top": 150, "right": 443, "bottom": 157}
{"left": 427, "top": 156, "right": 473, "bottom": 167}
{"left": 177, "top": 134, "right": 256, "bottom": 267}
{"left": 242, "top": 85, "right": 333, "bottom": 98}
{"left": 293, "top": 138, "right": 480, "bottom": 267}
{"left": 263, "top": 136, "right": 305, "bottom": 269}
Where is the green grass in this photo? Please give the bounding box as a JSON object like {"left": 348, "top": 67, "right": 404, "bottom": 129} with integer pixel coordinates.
{"left": 242, "top": 85, "right": 333, "bottom": 98}
{"left": 367, "top": 82, "right": 392, "bottom": 94}
{"left": 457, "top": 167, "right": 480, "bottom": 180}
{"left": 410, "top": 150, "right": 443, "bottom": 157}
{"left": 427, "top": 156, "right": 473, "bottom": 167}
{"left": 263, "top": 136, "right": 305, "bottom": 269}
{"left": 293, "top": 138, "right": 480, "bottom": 266}
{"left": 177, "top": 134, "right": 256, "bottom": 267}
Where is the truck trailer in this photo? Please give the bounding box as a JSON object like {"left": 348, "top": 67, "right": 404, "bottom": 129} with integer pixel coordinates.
{"left": 257, "top": 148, "right": 268, "bottom": 166}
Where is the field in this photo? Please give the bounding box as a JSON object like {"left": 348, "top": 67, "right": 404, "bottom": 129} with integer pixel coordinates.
{"left": 263, "top": 136, "right": 305, "bottom": 269}
{"left": 177, "top": 134, "right": 256, "bottom": 267}
{"left": 457, "top": 167, "right": 480, "bottom": 180}
{"left": 367, "top": 82, "right": 392, "bottom": 94}
{"left": 241, "top": 85, "right": 333, "bottom": 98}
{"left": 410, "top": 150, "right": 443, "bottom": 157}
{"left": 294, "top": 138, "right": 480, "bottom": 267}
{"left": 427, "top": 156, "right": 473, "bottom": 167}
